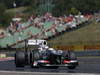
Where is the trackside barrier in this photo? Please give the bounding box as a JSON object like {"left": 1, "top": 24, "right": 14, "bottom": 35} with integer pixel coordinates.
{"left": 52, "top": 45, "right": 100, "bottom": 51}
{"left": 52, "top": 45, "right": 100, "bottom": 56}
{"left": 0, "top": 47, "right": 100, "bottom": 57}
{"left": 1, "top": 50, "right": 100, "bottom": 57}
{"left": 0, "top": 49, "right": 100, "bottom": 57}
{"left": 74, "top": 45, "right": 84, "bottom": 51}
{"left": 75, "top": 50, "right": 100, "bottom": 56}
{"left": 84, "top": 45, "right": 100, "bottom": 50}
{"left": 52, "top": 45, "right": 74, "bottom": 50}
{"left": 52, "top": 45, "right": 84, "bottom": 51}
{"left": 1, "top": 45, "right": 100, "bottom": 51}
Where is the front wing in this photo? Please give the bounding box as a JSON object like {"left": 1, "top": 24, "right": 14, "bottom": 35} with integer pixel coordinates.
{"left": 32, "top": 60, "right": 78, "bottom": 67}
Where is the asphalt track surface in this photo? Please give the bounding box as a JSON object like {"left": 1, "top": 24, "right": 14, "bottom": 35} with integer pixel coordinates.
{"left": 0, "top": 57, "right": 100, "bottom": 75}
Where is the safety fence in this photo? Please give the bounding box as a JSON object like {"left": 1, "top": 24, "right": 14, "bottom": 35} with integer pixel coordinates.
{"left": 1, "top": 45, "right": 100, "bottom": 51}
{"left": 0, "top": 47, "right": 100, "bottom": 58}
{"left": 0, "top": 45, "right": 100, "bottom": 58}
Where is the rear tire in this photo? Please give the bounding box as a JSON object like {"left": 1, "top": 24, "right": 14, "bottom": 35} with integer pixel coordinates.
{"left": 15, "top": 51, "right": 25, "bottom": 67}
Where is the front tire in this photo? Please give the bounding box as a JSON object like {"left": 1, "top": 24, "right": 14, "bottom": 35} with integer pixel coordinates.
{"left": 68, "top": 51, "right": 77, "bottom": 60}
{"left": 15, "top": 51, "right": 25, "bottom": 67}
{"left": 68, "top": 51, "right": 77, "bottom": 69}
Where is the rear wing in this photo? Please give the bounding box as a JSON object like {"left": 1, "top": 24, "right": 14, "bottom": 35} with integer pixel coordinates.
{"left": 27, "top": 39, "right": 47, "bottom": 46}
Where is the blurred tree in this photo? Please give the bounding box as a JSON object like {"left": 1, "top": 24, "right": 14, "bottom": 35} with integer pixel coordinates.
{"left": 0, "top": 0, "right": 100, "bottom": 27}
{"left": 0, "top": 3, "right": 7, "bottom": 26}
{"left": 0, "top": 3, "right": 13, "bottom": 27}
{"left": 69, "top": 7, "right": 79, "bottom": 15}
{"left": 94, "top": 0, "right": 100, "bottom": 11}
{"left": 1, "top": 12, "right": 14, "bottom": 27}
{"left": 52, "top": 0, "right": 72, "bottom": 16}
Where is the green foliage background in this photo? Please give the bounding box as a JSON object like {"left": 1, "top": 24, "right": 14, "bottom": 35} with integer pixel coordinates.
{"left": 0, "top": 0, "right": 100, "bottom": 27}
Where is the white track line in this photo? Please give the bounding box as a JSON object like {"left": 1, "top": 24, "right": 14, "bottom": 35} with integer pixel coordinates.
{"left": 0, "top": 71, "right": 99, "bottom": 75}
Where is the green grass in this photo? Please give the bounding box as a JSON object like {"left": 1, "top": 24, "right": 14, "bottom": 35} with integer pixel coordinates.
{"left": 5, "top": 6, "right": 33, "bottom": 22}
{"left": 6, "top": 7, "right": 28, "bottom": 13}
{"left": 48, "top": 22, "right": 100, "bottom": 46}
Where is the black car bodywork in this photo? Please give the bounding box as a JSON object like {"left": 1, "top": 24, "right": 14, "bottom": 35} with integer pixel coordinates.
{"left": 15, "top": 49, "right": 78, "bottom": 69}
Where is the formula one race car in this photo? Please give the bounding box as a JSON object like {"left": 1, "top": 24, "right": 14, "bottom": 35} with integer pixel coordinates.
{"left": 15, "top": 39, "right": 78, "bottom": 69}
